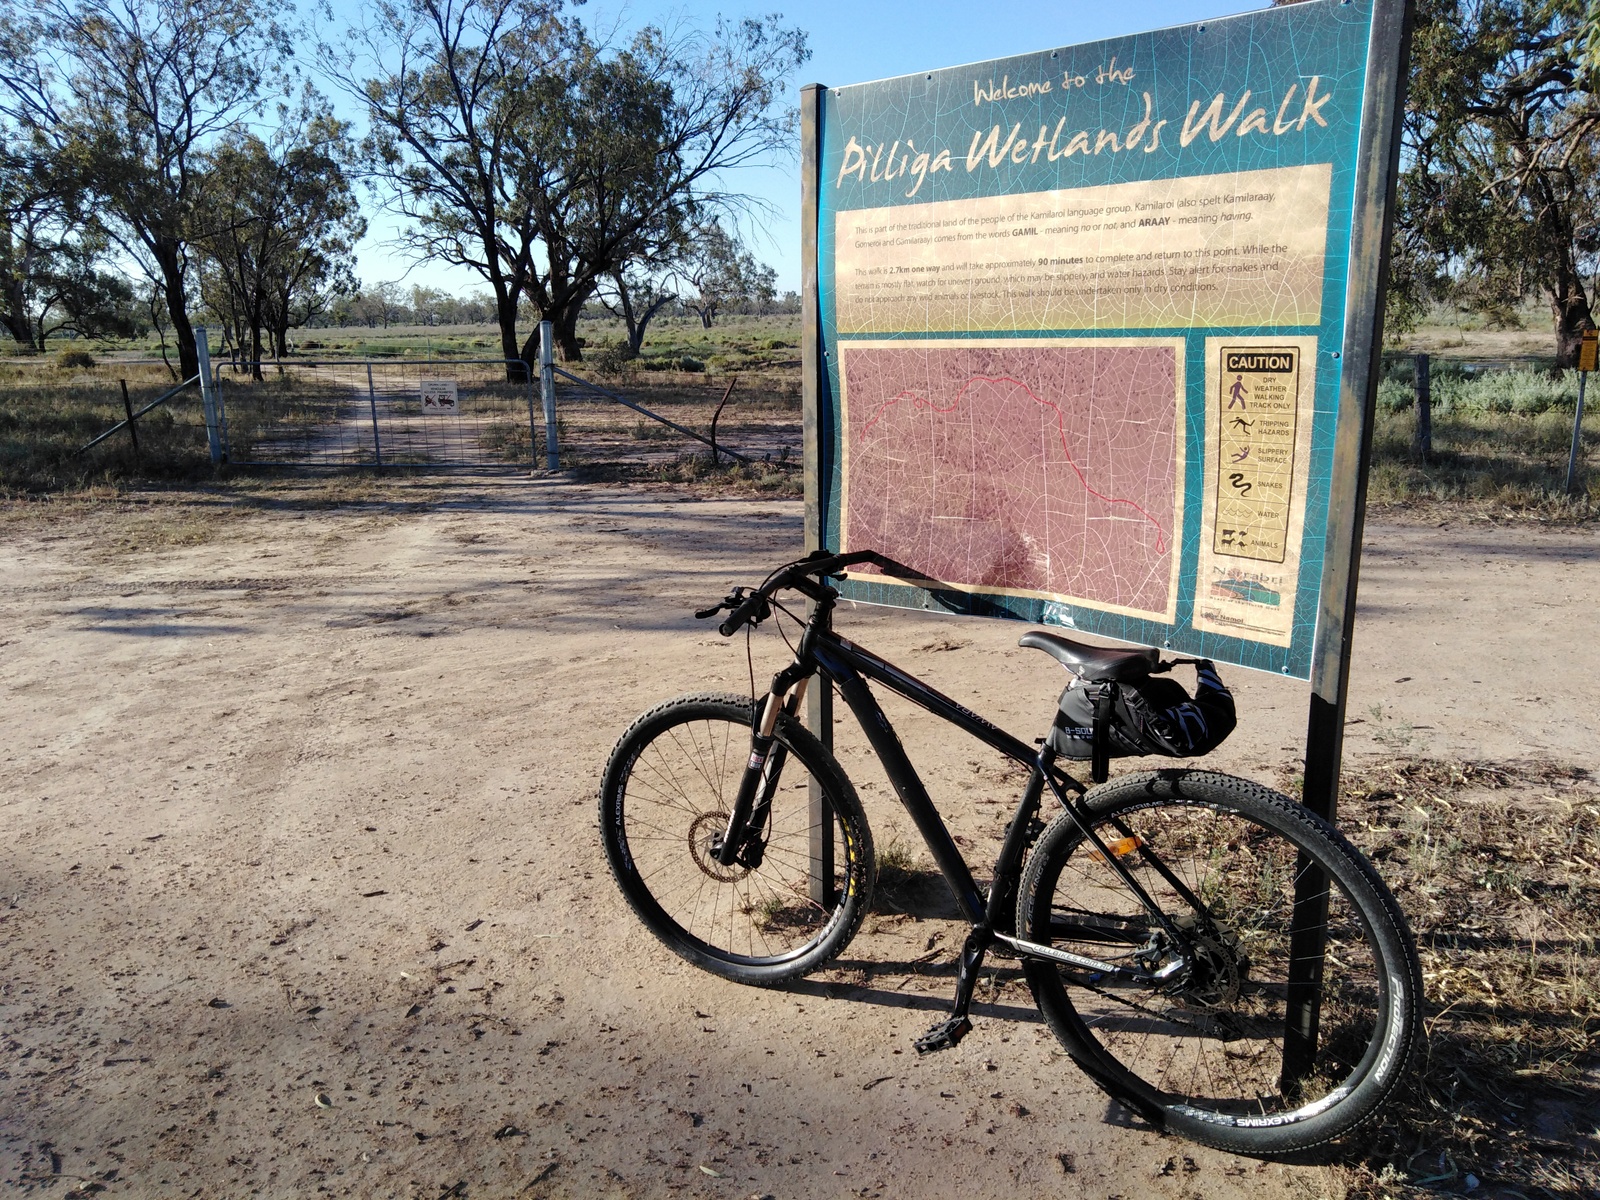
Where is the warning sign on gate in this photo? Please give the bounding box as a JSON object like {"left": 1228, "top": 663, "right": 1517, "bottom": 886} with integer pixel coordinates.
{"left": 420, "top": 380, "right": 459, "bottom": 413}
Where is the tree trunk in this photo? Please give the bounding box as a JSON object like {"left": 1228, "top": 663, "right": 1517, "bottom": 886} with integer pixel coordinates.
{"left": 1550, "top": 278, "right": 1594, "bottom": 369}
{"left": 553, "top": 304, "right": 582, "bottom": 362}
{"left": 625, "top": 293, "right": 674, "bottom": 357}
{"left": 520, "top": 288, "right": 590, "bottom": 365}
{"left": 155, "top": 246, "right": 199, "bottom": 381}
{"left": 250, "top": 323, "right": 264, "bottom": 381}
{"left": 493, "top": 283, "right": 525, "bottom": 383}
{"left": 1, "top": 277, "right": 37, "bottom": 350}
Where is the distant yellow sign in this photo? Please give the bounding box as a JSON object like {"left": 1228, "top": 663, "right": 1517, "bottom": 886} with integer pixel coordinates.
{"left": 1579, "top": 329, "right": 1598, "bottom": 372}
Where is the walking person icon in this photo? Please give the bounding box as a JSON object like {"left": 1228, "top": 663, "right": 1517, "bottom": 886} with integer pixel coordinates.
{"left": 1227, "top": 375, "right": 1249, "bottom": 410}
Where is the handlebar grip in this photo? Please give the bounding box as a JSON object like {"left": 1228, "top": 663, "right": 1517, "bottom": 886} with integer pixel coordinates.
{"left": 718, "top": 592, "right": 765, "bottom": 637}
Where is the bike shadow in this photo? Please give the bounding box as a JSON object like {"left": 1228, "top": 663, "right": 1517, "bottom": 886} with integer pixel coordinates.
{"left": 779, "top": 968, "right": 1042, "bottom": 1026}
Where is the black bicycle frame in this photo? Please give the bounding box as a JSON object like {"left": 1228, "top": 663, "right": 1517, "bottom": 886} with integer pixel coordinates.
{"left": 805, "top": 629, "right": 1194, "bottom": 986}
{"left": 813, "top": 633, "right": 1038, "bottom": 923}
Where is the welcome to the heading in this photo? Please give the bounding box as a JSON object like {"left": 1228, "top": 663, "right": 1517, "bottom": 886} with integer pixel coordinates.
{"left": 835, "top": 79, "right": 1333, "bottom": 199}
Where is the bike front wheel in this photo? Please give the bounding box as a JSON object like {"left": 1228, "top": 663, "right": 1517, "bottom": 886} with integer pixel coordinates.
{"left": 1017, "top": 769, "right": 1420, "bottom": 1154}
{"left": 600, "top": 692, "right": 875, "bottom": 985}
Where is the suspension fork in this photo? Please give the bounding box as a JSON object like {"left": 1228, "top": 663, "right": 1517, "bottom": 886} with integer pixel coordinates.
{"left": 713, "top": 662, "right": 812, "bottom": 868}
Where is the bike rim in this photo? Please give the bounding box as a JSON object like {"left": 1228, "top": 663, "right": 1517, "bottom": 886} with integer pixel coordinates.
{"left": 618, "top": 714, "right": 851, "bottom": 966}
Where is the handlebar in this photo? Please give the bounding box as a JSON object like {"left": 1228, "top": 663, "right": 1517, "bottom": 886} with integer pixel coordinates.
{"left": 705, "top": 549, "right": 885, "bottom": 636}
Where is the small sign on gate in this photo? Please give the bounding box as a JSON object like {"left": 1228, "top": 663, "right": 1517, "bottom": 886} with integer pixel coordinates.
{"left": 420, "top": 379, "right": 459, "bottom": 413}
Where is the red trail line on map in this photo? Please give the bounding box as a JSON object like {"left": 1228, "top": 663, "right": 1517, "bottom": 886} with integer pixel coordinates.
{"left": 859, "top": 374, "right": 1169, "bottom": 554}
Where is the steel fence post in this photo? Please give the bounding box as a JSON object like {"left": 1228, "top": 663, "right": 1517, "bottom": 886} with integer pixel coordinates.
{"left": 539, "top": 322, "right": 559, "bottom": 469}
{"left": 1567, "top": 368, "right": 1588, "bottom": 496}
{"left": 522, "top": 361, "right": 540, "bottom": 468}
{"left": 1411, "top": 353, "right": 1432, "bottom": 462}
{"left": 366, "top": 362, "right": 383, "bottom": 470}
{"left": 800, "top": 81, "right": 836, "bottom": 909}
{"left": 196, "top": 328, "right": 222, "bottom": 464}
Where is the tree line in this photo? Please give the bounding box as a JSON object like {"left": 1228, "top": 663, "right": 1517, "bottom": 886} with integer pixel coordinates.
{"left": 4, "top": 0, "right": 1600, "bottom": 375}
{"left": 0, "top": 0, "right": 803, "bottom": 380}
{"left": 320, "top": 279, "right": 801, "bottom": 332}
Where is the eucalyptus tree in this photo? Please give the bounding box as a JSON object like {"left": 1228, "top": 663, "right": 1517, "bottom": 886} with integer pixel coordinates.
{"left": 0, "top": 0, "right": 291, "bottom": 379}
{"left": 335, "top": 0, "right": 806, "bottom": 369}
{"left": 600, "top": 254, "right": 682, "bottom": 358}
{"left": 1397, "top": 0, "right": 1600, "bottom": 362}
{"left": 679, "top": 218, "right": 774, "bottom": 329}
{"left": 0, "top": 132, "right": 135, "bottom": 350}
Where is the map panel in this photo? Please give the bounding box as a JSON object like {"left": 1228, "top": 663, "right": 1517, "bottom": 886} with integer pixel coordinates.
{"left": 840, "top": 339, "right": 1182, "bottom": 620}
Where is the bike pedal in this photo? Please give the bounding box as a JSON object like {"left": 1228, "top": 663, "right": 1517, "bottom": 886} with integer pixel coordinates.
{"left": 913, "top": 1015, "right": 972, "bottom": 1054}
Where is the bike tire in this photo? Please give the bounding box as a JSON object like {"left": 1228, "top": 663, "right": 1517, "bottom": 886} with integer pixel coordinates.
{"left": 1016, "top": 769, "right": 1421, "bottom": 1154}
{"left": 600, "top": 692, "right": 875, "bottom": 985}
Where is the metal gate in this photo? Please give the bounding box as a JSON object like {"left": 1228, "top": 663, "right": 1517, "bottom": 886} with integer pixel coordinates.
{"left": 216, "top": 358, "right": 542, "bottom": 468}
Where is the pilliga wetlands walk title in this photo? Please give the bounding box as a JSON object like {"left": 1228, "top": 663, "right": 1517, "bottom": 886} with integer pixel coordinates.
{"left": 835, "top": 78, "right": 1337, "bottom": 199}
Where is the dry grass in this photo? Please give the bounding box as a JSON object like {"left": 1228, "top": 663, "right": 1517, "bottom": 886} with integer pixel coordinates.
{"left": 0, "top": 357, "right": 216, "bottom": 493}
{"left": 1314, "top": 756, "right": 1600, "bottom": 1198}
{"left": 1368, "top": 407, "right": 1599, "bottom": 524}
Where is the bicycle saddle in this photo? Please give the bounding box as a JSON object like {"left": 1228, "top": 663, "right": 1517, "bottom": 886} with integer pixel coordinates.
{"left": 1018, "top": 631, "right": 1159, "bottom": 681}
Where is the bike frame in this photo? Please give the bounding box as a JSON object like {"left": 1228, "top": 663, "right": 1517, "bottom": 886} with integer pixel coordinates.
{"left": 734, "top": 589, "right": 1201, "bottom": 997}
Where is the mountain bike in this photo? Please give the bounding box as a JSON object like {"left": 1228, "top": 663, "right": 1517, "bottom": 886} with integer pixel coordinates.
{"left": 599, "top": 549, "right": 1422, "bottom": 1154}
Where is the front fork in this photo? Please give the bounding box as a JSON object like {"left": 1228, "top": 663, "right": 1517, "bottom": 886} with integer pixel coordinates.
{"left": 713, "top": 665, "right": 812, "bottom": 868}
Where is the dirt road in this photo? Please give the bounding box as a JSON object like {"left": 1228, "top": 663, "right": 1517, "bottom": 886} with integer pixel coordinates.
{"left": 2, "top": 477, "right": 1595, "bottom": 1198}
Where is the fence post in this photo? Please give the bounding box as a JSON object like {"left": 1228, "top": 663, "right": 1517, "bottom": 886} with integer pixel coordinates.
{"left": 522, "top": 361, "right": 540, "bottom": 469}
{"left": 1568, "top": 331, "right": 1595, "bottom": 497}
{"left": 196, "top": 327, "right": 222, "bottom": 464}
{"left": 366, "top": 363, "right": 384, "bottom": 471}
{"left": 539, "top": 322, "right": 559, "bottom": 470}
{"left": 1410, "top": 353, "right": 1432, "bottom": 462}
{"left": 120, "top": 380, "right": 140, "bottom": 460}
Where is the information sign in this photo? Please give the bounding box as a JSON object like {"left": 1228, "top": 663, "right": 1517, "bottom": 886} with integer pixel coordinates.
{"left": 803, "top": 0, "right": 1407, "bottom": 680}
{"left": 420, "top": 379, "right": 459, "bottom": 413}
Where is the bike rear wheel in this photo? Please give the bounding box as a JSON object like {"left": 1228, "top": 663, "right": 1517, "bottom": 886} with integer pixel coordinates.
{"left": 1017, "top": 769, "right": 1420, "bottom": 1154}
{"left": 600, "top": 692, "right": 875, "bottom": 985}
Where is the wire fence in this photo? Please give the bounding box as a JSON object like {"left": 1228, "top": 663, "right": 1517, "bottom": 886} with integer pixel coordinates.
{"left": 546, "top": 368, "right": 803, "bottom": 476}
{"left": 219, "top": 359, "right": 540, "bottom": 468}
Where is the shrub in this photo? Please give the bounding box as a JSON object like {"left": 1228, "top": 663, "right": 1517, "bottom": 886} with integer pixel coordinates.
{"left": 56, "top": 350, "right": 96, "bottom": 370}
{"left": 1377, "top": 377, "right": 1414, "bottom": 413}
{"left": 678, "top": 355, "right": 704, "bottom": 372}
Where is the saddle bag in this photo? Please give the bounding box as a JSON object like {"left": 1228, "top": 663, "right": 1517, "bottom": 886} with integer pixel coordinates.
{"left": 1047, "top": 660, "right": 1236, "bottom": 783}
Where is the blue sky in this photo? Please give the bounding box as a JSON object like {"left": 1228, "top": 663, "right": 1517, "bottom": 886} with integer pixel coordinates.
{"left": 336, "top": 0, "right": 1263, "bottom": 297}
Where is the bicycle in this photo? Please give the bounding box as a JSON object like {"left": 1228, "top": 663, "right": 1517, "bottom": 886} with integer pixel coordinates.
{"left": 600, "top": 549, "right": 1422, "bottom": 1154}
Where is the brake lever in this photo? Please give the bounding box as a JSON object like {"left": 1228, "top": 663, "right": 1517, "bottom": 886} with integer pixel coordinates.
{"left": 695, "top": 586, "right": 750, "bottom": 621}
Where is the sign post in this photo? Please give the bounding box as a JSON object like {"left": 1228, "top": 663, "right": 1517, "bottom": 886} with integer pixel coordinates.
{"left": 800, "top": 0, "right": 1413, "bottom": 1075}
{"left": 1567, "top": 329, "right": 1595, "bottom": 496}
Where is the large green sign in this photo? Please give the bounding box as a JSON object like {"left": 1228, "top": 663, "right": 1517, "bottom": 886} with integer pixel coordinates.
{"left": 805, "top": 0, "right": 1401, "bottom": 679}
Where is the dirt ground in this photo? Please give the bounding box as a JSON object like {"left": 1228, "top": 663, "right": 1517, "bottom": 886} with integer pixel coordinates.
{"left": 1, "top": 476, "right": 1596, "bottom": 1199}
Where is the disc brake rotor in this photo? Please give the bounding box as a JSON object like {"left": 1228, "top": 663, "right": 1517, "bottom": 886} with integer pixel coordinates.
{"left": 688, "top": 811, "right": 751, "bottom": 883}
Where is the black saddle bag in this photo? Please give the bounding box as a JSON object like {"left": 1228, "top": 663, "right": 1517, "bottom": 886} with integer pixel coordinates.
{"left": 1047, "top": 660, "right": 1236, "bottom": 784}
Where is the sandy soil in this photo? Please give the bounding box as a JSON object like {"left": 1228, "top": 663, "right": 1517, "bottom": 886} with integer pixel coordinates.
{"left": 1, "top": 477, "right": 1595, "bottom": 1199}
